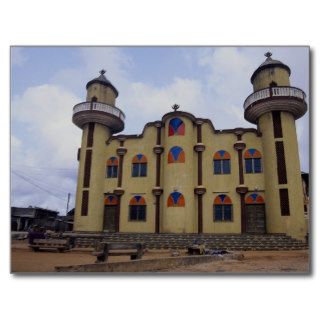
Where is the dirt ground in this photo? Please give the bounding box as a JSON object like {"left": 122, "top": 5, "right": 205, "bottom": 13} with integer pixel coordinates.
{"left": 11, "top": 240, "right": 309, "bottom": 273}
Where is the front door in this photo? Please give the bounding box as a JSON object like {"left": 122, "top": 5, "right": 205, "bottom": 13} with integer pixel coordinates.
{"left": 103, "top": 205, "right": 117, "bottom": 232}
{"left": 245, "top": 204, "right": 266, "bottom": 234}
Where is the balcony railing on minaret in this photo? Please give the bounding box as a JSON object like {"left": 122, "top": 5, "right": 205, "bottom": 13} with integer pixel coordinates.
{"left": 243, "top": 86, "right": 306, "bottom": 110}
{"left": 73, "top": 101, "right": 125, "bottom": 121}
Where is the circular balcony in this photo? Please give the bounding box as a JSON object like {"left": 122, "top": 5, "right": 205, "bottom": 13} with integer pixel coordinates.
{"left": 72, "top": 101, "right": 125, "bottom": 133}
{"left": 243, "top": 86, "right": 307, "bottom": 124}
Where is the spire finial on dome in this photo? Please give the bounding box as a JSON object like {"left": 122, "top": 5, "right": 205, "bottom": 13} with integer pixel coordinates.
{"left": 172, "top": 104, "right": 180, "bottom": 112}
{"left": 264, "top": 52, "right": 272, "bottom": 58}
{"left": 99, "top": 69, "right": 106, "bottom": 75}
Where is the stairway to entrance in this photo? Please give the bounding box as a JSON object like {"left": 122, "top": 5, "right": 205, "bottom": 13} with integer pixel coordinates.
{"left": 70, "top": 233, "right": 308, "bottom": 251}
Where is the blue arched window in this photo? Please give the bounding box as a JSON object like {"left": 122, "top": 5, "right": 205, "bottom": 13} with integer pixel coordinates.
{"left": 132, "top": 154, "right": 147, "bottom": 177}
{"left": 213, "top": 194, "right": 233, "bottom": 221}
{"left": 129, "top": 196, "right": 146, "bottom": 221}
{"left": 244, "top": 149, "right": 262, "bottom": 173}
{"left": 106, "top": 157, "right": 118, "bottom": 178}
{"left": 213, "top": 150, "right": 231, "bottom": 174}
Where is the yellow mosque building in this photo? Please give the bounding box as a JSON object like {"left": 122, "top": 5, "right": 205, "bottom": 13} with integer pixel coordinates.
{"left": 72, "top": 53, "right": 308, "bottom": 240}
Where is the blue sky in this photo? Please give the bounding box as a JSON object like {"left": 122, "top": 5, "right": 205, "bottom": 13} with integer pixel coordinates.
{"left": 11, "top": 46, "right": 309, "bottom": 214}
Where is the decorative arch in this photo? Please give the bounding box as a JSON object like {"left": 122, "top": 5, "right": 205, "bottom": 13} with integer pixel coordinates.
{"left": 132, "top": 154, "right": 148, "bottom": 163}
{"left": 213, "top": 150, "right": 231, "bottom": 160}
{"left": 107, "top": 156, "right": 119, "bottom": 166}
{"left": 168, "top": 146, "right": 185, "bottom": 163}
{"left": 245, "top": 193, "right": 265, "bottom": 204}
{"left": 167, "top": 192, "right": 185, "bottom": 207}
{"left": 104, "top": 195, "right": 118, "bottom": 205}
{"left": 214, "top": 194, "right": 232, "bottom": 205}
{"left": 244, "top": 148, "right": 262, "bottom": 159}
{"left": 168, "top": 118, "right": 185, "bottom": 136}
{"left": 129, "top": 195, "right": 146, "bottom": 206}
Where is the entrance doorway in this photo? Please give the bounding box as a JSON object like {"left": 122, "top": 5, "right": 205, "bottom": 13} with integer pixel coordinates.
{"left": 103, "top": 205, "right": 117, "bottom": 232}
{"left": 103, "top": 195, "right": 119, "bottom": 232}
{"left": 244, "top": 193, "right": 266, "bottom": 234}
{"left": 245, "top": 204, "right": 266, "bottom": 234}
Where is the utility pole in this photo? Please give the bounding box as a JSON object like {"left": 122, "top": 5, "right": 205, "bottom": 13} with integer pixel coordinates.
{"left": 66, "top": 193, "right": 71, "bottom": 215}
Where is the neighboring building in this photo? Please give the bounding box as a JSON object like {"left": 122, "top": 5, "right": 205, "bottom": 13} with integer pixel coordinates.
{"left": 72, "top": 53, "right": 308, "bottom": 240}
{"left": 11, "top": 207, "right": 74, "bottom": 232}
{"left": 11, "top": 206, "right": 58, "bottom": 231}
{"left": 55, "top": 209, "right": 74, "bottom": 232}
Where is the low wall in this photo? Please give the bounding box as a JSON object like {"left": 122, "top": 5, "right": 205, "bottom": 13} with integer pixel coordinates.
{"left": 55, "top": 253, "right": 244, "bottom": 272}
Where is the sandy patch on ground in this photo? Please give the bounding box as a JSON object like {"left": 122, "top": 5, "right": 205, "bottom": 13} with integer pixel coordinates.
{"left": 11, "top": 241, "right": 309, "bottom": 273}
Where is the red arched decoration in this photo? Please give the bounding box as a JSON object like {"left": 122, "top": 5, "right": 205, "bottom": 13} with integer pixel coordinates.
{"left": 132, "top": 154, "right": 148, "bottom": 164}
{"left": 214, "top": 194, "right": 232, "bottom": 205}
{"left": 129, "top": 195, "right": 146, "bottom": 206}
{"left": 104, "top": 195, "right": 118, "bottom": 205}
{"left": 244, "top": 148, "right": 262, "bottom": 159}
{"left": 245, "top": 193, "right": 265, "bottom": 204}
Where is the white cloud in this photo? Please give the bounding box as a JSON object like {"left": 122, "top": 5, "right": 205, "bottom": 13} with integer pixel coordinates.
{"left": 118, "top": 77, "right": 205, "bottom": 133}
{"left": 11, "top": 84, "right": 81, "bottom": 212}
{"left": 12, "top": 84, "right": 81, "bottom": 167}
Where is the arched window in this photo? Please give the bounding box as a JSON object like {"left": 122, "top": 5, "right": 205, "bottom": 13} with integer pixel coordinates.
{"left": 168, "top": 146, "right": 185, "bottom": 163}
{"left": 245, "top": 193, "right": 265, "bottom": 204}
{"left": 129, "top": 196, "right": 146, "bottom": 221}
{"left": 106, "top": 157, "right": 118, "bottom": 178}
{"left": 104, "top": 195, "right": 118, "bottom": 205}
{"left": 213, "top": 150, "right": 231, "bottom": 174}
{"left": 213, "top": 194, "right": 233, "bottom": 221}
{"left": 91, "top": 96, "right": 97, "bottom": 102}
{"left": 167, "top": 192, "right": 185, "bottom": 207}
{"left": 132, "top": 154, "right": 147, "bottom": 177}
{"left": 168, "top": 118, "right": 185, "bottom": 136}
{"left": 244, "top": 149, "right": 262, "bottom": 173}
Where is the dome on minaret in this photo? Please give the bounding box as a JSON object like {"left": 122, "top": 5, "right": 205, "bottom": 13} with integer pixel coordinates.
{"left": 86, "top": 69, "right": 119, "bottom": 97}
{"left": 250, "top": 52, "right": 291, "bottom": 84}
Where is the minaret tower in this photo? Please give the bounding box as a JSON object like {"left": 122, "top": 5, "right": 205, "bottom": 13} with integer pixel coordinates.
{"left": 244, "top": 52, "right": 307, "bottom": 240}
{"left": 72, "top": 70, "right": 125, "bottom": 231}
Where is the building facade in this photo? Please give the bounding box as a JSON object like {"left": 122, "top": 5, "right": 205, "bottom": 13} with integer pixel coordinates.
{"left": 72, "top": 53, "right": 308, "bottom": 240}
{"left": 11, "top": 207, "right": 58, "bottom": 231}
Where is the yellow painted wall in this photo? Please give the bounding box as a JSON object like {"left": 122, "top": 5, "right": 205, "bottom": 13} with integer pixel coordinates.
{"left": 86, "top": 84, "right": 117, "bottom": 106}
{"left": 161, "top": 115, "right": 197, "bottom": 233}
{"left": 202, "top": 126, "right": 240, "bottom": 233}
{"left": 74, "top": 123, "right": 111, "bottom": 231}
{"left": 201, "top": 126, "right": 265, "bottom": 233}
{"left": 281, "top": 112, "right": 306, "bottom": 239}
{"left": 119, "top": 125, "right": 157, "bottom": 233}
{"left": 259, "top": 112, "right": 306, "bottom": 240}
{"left": 73, "top": 125, "right": 89, "bottom": 231}
{"left": 104, "top": 140, "right": 119, "bottom": 192}
{"left": 242, "top": 132, "right": 265, "bottom": 191}
{"left": 253, "top": 67, "right": 290, "bottom": 91}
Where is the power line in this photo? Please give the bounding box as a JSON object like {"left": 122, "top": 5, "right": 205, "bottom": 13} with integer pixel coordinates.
{"left": 13, "top": 169, "right": 72, "bottom": 195}
{"left": 12, "top": 164, "right": 77, "bottom": 172}
{"left": 12, "top": 170, "right": 68, "bottom": 202}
